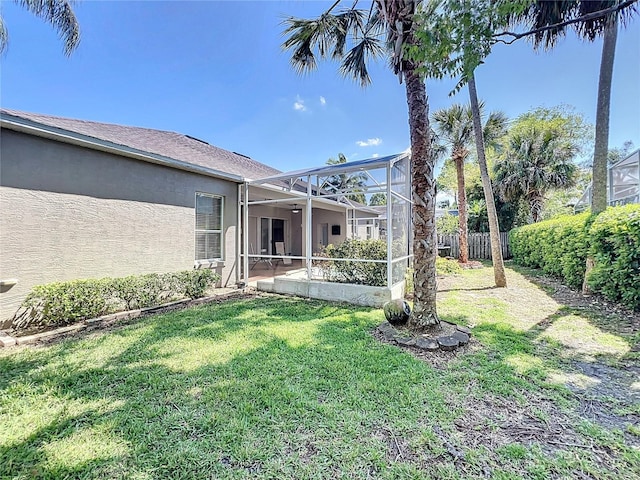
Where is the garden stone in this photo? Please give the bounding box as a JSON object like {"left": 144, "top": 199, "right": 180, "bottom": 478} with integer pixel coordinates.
{"left": 383, "top": 329, "right": 397, "bottom": 340}
{"left": 377, "top": 321, "right": 395, "bottom": 333}
{"left": 416, "top": 337, "right": 439, "bottom": 351}
{"left": 394, "top": 336, "right": 416, "bottom": 346}
{"left": 383, "top": 300, "right": 411, "bottom": 326}
{"left": 452, "top": 331, "right": 470, "bottom": 346}
{"left": 437, "top": 335, "right": 460, "bottom": 351}
{"left": 455, "top": 325, "right": 472, "bottom": 336}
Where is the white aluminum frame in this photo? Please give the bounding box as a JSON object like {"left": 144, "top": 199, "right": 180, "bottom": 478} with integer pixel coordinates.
{"left": 241, "top": 153, "right": 413, "bottom": 289}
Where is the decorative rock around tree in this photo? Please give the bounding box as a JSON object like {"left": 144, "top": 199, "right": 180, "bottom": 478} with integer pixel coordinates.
{"left": 383, "top": 299, "right": 411, "bottom": 326}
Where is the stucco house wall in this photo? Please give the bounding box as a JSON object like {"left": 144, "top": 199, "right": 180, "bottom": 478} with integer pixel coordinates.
{"left": 0, "top": 129, "right": 239, "bottom": 324}
{"left": 312, "top": 208, "right": 347, "bottom": 251}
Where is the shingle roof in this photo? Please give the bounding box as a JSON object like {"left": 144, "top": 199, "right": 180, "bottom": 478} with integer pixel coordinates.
{"left": 0, "top": 109, "right": 281, "bottom": 181}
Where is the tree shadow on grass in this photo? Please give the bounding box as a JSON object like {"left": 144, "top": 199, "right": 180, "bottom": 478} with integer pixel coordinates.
{"left": 1, "top": 303, "right": 460, "bottom": 479}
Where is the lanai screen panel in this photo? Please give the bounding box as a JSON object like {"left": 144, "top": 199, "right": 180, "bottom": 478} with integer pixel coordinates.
{"left": 610, "top": 150, "right": 640, "bottom": 205}
{"left": 390, "top": 155, "right": 412, "bottom": 285}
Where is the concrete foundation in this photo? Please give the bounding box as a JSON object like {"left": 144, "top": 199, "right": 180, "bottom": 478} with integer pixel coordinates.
{"left": 256, "top": 273, "right": 405, "bottom": 307}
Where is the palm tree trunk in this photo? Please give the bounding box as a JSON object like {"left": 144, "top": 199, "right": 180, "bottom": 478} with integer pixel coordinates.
{"left": 405, "top": 67, "right": 439, "bottom": 329}
{"left": 467, "top": 72, "right": 507, "bottom": 287}
{"left": 529, "top": 192, "right": 544, "bottom": 223}
{"left": 584, "top": 17, "right": 618, "bottom": 294}
{"left": 592, "top": 17, "right": 618, "bottom": 215}
{"left": 454, "top": 153, "right": 469, "bottom": 263}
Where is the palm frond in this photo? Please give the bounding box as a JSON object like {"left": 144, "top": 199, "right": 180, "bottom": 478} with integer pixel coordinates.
{"left": 17, "top": 0, "right": 80, "bottom": 55}
{"left": 340, "top": 35, "right": 384, "bottom": 87}
{"left": 0, "top": 16, "right": 8, "bottom": 54}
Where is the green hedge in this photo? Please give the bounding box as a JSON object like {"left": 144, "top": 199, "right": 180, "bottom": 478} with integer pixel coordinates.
{"left": 587, "top": 205, "right": 640, "bottom": 309}
{"left": 12, "top": 269, "right": 220, "bottom": 333}
{"left": 510, "top": 205, "right": 640, "bottom": 309}
{"left": 318, "top": 239, "right": 387, "bottom": 286}
{"left": 509, "top": 212, "right": 591, "bottom": 288}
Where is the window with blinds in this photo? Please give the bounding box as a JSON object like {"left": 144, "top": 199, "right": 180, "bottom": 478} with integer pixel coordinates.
{"left": 195, "top": 193, "right": 223, "bottom": 260}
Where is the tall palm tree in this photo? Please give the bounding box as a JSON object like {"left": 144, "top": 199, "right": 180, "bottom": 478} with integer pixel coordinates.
{"left": 432, "top": 103, "right": 507, "bottom": 263}
{"left": 468, "top": 73, "right": 508, "bottom": 286}
{"left": 0, "top": 0, "right": 80, "bottom": 55}
{"left": 495, "top": 124, "right": 578, "bottom": 222}
{"left": 520, "top": 0, "right": 638, "bottom": 214}
{"left": 325, "top": 153, "right": 367, "bottom": 204}
{"left": 282, "top": 0, "right": 441, "bottom": 330}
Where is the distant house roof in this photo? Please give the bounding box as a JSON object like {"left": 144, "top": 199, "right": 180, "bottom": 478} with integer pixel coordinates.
{"left": 0, "top": 109, "right": 281, "bottom": 183}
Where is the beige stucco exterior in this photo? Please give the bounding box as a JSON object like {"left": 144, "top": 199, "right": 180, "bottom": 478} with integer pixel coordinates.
{"left": 0, "top": 129, "right": 240, "bottom": 325}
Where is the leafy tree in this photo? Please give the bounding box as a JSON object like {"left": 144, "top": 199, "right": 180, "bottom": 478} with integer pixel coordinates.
{"left": 432, "top": 102, "right": 507, "bottom": 262}
{"left": 501, "top": 1, "right": 639, "bottom": 214}
{"left": 282, "top": 0, "right": 441, "bottom": 329}
{"left": 324, "top": 153, "right": 367, "bottom": 204}
{"left": 436, "top": 212, "right": 459, "bottom": 234}
{"left": 369, "top": 193, "right": 387, "bottom": 206}
{"left": 541, "top": 167, "right": 592, "bottom": 220}
{"left": 0, "top": 0, "right": 80, "bottom": 55}
{"left": 414, "top": 0, "right": 637, "bottom": 284}
{"left": 608, "top": 140, "right": 635, "bottom": 165}
{"left": 412, "top": 0, "right": 521, "bottom": 287}
{"left": 495, "top": 118, "right": 579, "bottom": 222}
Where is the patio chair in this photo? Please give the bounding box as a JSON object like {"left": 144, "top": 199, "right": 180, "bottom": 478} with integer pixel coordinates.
{"left": 275, "top": 242, "right": 292, "bottom": 265}
{"left": 250, "top": 243, "right": 272, "bottom": 270}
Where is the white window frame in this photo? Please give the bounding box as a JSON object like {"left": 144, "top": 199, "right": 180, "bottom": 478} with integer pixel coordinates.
{"left": 195, "top": 192, "right": 224, "bottom": 263}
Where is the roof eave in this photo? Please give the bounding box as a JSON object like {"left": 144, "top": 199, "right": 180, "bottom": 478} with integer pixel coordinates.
{"left": 0, "top": 113, "right": 245, "bottom": 183}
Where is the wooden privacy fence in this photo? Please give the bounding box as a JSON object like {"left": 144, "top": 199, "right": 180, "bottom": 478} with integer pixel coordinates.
{"left": 437, "top": 232, "right": 511, "bottom": 260}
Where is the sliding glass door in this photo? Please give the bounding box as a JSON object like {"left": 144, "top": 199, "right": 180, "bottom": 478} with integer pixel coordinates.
{"left": 260, "top": 218, "right": 287, "bottom": 255}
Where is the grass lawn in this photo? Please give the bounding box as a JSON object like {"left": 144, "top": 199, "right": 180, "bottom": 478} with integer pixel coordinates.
{"left": 1, "top": 265, "right": 639, "bottom": 479}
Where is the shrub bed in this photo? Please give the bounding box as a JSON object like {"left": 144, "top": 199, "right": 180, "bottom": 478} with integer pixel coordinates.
{"left": 12, "top": 269, "right": 220, "bottom": 333}
{"left": 510, "top": 205, "right": 640, "bottom": 309}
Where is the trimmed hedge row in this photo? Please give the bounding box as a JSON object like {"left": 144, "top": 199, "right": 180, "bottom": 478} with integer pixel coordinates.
{"left": 588, "top": 205, "right": 640, "bottom": 309}
{"left": 12, "top": 269, "right": 220, "bottom": 332}
{"left": 510, "top": 204, "right": 640, "bottom": 309}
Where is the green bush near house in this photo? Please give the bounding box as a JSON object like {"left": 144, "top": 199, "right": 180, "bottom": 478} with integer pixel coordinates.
{"left": 12, "top": 269, "right": 220, "bottom": 333}
{"left": 319, "top": 239, "right": 387, "bottom": 286}
{"left": 510, "top": 205, "right": 640, "bottom": 309}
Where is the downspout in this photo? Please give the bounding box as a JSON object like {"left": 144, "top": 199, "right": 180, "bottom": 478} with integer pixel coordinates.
{"left": 243, "top": 182, "right": 250, "bottom": 288}
{"left": 236, "top": 183, "right": 242, "bottom": 285}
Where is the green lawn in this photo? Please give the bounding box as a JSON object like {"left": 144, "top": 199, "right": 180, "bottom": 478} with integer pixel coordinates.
{"left": 1, "top": 266, "right": 638, "bottom": 479}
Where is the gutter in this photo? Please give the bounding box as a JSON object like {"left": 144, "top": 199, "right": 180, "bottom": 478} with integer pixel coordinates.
{"left": 0, "top": 114, "right": 245, "bottom": 184}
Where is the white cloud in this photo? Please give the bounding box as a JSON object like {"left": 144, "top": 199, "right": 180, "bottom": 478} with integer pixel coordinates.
{"left": 293, "top": 95, "right": 307, "bottom": 112}
{"left": 356, "top": 137, "right": 382, "bottom": 147}
{"left": 319, "top": 96, "right": 326, "bottom": 106}
{"left": 371, "top": 153, "right": 380, "bottom": 158}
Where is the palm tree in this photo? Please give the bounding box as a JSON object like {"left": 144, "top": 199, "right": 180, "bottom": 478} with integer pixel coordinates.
{"left": 432, "top": 103, "right": 507, "bottom": 263}
{"left": 282, "top": 0, "right": 441, "bottom": 330}
{"left": 0, "top": 0, "right": 80, "bottom": 55}
{"left": 325, "top": 153, "right": 367, "bottom": 204}
{"left": 468, "top": 74, "right": 508, "bottom": 286}
{"left": 495, "top": 124, "right": 578, "bottom": 222}
{"left": 519, "top": 0, "right": 638, "bottom": 215}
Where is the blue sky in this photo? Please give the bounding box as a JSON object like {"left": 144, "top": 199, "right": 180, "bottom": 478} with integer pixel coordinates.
{"left": 1, "top": 0, "right": 638, "bottom": 173}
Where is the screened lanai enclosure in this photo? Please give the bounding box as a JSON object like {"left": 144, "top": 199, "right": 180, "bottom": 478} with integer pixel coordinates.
{"left": 240, "top": 153, "right": 412, "bottom": 306}
{"left": 575, "top": 149, "right": 640, "bottom": 211}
